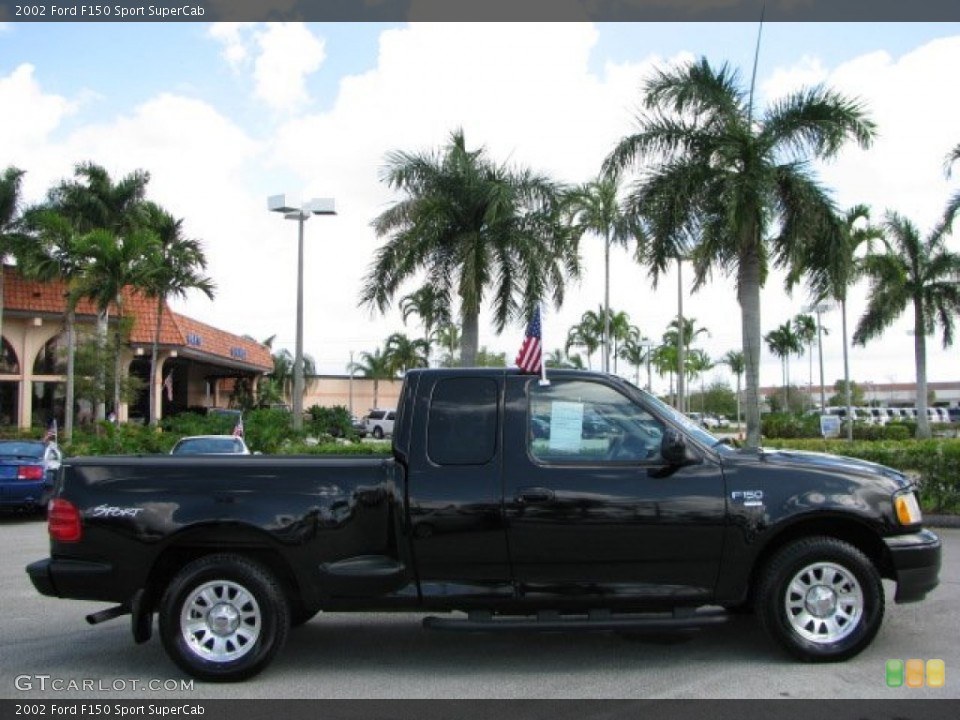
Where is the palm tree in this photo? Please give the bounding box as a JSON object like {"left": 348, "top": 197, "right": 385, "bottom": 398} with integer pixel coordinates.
{"left": 722, "top": 350, "right": 745, "bottom": 433}
{"left": 793, "top": 313, "right": 818, "bottom": 406}
{"left": 348, "top": 348, "right": 393, "bottom": 409}
{"left": 18, "top": 206, "right": 91, "bottom": 440}
{"left": 399, "top": 285, "right": 450, "bottom": 366}
{"left": 797, "top": 204, "right": 883, "bottom": 438}
{"left": 72, "top": 228, "right": 159, "bottom": 416}
{"left": 545, "top": 348, "right": 585, "bottom": 369}
{"left": 267, "top": 343, "right": 317, "bottom": 403}
{"left": 433, "top": 322, "right": 461, "bottom": 367}
{"left": 604, "top": 57, "right": 875, "bottom": 447}
{"left": 608, "top": 310, "right": 633, "bottom": 374}
{"left": 619, "top": 327, "right": 654, "bottom": 389}
{"left": 361, "top": 129, "right": 579, "bottom": 366}
{"left": 0, "top": 167, "right": 29, "bottom": 354}
{"left": 48, "top": 162, "right": 151, "bottom": 420}
{"left": 853, "top": 212, "right": 960, "bottom": 439}
{"left": 138, "top": 203, "right": 216, "bottom": 426}
{"left": 765, "top": 321, "right": 803, "bottom": 410}
{"left": 651, "top": 343, "right": 679, "bottom": 406}
{"left": 686, "top": 348, "right": 714, "bottom": 413}
{"left": 565, "top": 175, "right": 639, "bottom": 372}
{"left": 566, "top": 309, "right": 603, "bottom": 370}
{"left": 383, "top": 332, "right": 429, "bottom": 376}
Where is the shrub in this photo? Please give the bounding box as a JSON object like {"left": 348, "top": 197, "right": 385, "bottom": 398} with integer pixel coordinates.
{"left": 766, "top": 438, "right": 960, "bottom": 513}
{"left": 307, "top": 405, "right": 355, "bottom": 439}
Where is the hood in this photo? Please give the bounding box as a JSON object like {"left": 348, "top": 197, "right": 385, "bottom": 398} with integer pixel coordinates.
{"left": 730, "top": 447, "right": 914, "bottom": 490}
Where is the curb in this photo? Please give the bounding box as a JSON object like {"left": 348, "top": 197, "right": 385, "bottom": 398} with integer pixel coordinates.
{"left": 924, "top": 514, "right": 960, "bottom": 529}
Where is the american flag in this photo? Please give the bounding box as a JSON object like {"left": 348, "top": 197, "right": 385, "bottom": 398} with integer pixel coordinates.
{"left": 515, "top": 306, "right": 543, "bottom": 374}
{"left": 163, "top": 371, "right": 174, "bottom": 402}
{"left": 232, "top": 416, "right": 244, "bottom": 438}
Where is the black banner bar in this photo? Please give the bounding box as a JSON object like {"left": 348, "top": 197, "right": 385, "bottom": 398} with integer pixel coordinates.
{"left": 1, "top": 1, "right": 959, "bottom": 23}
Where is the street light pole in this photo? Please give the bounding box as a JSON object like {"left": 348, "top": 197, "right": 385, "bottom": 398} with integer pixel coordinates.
{"left": 268, "top": 194, "right": 336, "bottom": 431}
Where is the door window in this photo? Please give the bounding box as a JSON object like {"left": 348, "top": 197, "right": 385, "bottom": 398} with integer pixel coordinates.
{"left": 528, "top": 380, "right": 664, "bottom": 464}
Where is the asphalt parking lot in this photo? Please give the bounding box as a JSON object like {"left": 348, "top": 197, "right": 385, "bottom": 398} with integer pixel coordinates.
{"left": 1, "top": 514, "right": 957, "bottom": 700}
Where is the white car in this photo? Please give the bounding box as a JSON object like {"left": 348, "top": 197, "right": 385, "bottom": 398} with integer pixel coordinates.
{"left": 170, "top": 435, "right": 251, "bottom": 455}
{"left": 363, "top": 409, "right": 396, "bottom": 439}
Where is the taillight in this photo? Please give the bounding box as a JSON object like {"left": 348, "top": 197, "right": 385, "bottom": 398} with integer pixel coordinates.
{"left": 17, "top": 465, "right": 44, "bottom": 481}
{"left": 48, "top": 498, "right": 82, "bottom": 542}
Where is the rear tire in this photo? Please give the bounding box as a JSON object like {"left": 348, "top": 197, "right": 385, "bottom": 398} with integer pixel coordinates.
{"left": 373, "top": 426, "right": 384, "bottom": 439}
{"left": 756, "top": 537, "right": 883, "bottom": 662}
{"left": 158, "top": 554, "right": 290, "bottom": 682}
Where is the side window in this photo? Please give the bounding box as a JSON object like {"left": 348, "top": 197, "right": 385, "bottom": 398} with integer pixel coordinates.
{"left": 528, "top": 380, "right": 665, "bottom": 464}
{"left": 427, "top": 378, "right": 498, "bottom": 466}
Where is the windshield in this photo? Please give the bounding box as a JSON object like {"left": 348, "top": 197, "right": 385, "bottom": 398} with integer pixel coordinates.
{"left": 172, "top": 438, "right": 246, "bottom": 455}
{"left": 626, "top": 382, "right": 736, "bottom": 454}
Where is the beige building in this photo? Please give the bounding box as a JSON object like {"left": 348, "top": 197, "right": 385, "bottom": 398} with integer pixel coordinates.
{"left": 1, "top": 266, "right": 273, "bottom": 430}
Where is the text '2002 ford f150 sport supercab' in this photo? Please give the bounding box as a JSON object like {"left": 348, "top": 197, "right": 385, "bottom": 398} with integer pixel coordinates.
{"left": 27, "top": 368, "right": 941, "bottom": 682}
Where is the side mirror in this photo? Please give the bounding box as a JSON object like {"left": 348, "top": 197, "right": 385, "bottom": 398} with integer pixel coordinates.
{"left": 660, "top": 429, "right": 690, "bottom": 466}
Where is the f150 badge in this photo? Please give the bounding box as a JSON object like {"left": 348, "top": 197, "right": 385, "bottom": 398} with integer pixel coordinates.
{"left": 731, "top": 490, "right": 764, "bottom": 507}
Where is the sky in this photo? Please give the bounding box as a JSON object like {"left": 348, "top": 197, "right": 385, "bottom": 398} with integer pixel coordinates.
{"left": 2, "top": 21, "right": 959, "bottom": 398}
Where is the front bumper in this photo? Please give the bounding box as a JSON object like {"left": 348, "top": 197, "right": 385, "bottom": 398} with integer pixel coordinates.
{"left": 885, "top": 529, "right": 942, "bottom": 603}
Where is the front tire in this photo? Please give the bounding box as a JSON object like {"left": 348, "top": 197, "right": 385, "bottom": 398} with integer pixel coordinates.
{"left": 757, "top": 537, "right": 883, "bottom": 662}
{"left": 158, "top": 554, "right": 290, "bottom": 682}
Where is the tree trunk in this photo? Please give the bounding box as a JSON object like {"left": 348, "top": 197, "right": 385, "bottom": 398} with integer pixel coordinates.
{"left": 914, "top": 299, "right": 930, "bottom": 439}
{"left": 460, "top": 308, "right": 479, "bottom": 367}
{"left": 739, "top": 246, "right": 763, "bottom": 448}
{"left": 150, "top": 295, "right": 164, "bottom": 427}
{"left": 96, "top": 311, "right": 107, "bottom": 421}
{"left": 65, "top": 307, "right": 76, "bottom": 443}
{"left": 113, "top": 297, "right": 123, "bottom": 419}
{"left": 842, "top": 298, "right": 853, "bottom": 441}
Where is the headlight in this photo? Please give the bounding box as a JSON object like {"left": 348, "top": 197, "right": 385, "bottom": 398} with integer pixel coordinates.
{"left": 894, "top": 490, "right": 923, "bottom": 526}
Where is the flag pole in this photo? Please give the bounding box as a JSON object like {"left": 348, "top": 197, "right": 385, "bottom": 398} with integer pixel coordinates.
{"left": 539, "top": 302, "right": 550, "bottom": 386}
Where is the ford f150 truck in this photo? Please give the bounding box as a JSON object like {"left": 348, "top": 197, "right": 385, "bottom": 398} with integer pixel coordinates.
{"left": 27, "top": 368, "right": 941, "bottom": 682}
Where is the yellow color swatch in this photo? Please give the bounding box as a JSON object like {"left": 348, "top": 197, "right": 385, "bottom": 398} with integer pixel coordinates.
{"left": 926, "top": 659, "right": 945, "bottom": 688}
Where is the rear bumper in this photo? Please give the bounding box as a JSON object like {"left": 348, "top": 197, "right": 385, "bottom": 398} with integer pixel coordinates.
{"left": 885, "top": 529, "right": 942, "bottom": 603}
{"left": 0, "top": 480, "right": 52, "bottom": 510}
{"left": 26, "top": 557, "right": 115, "bottom": 600}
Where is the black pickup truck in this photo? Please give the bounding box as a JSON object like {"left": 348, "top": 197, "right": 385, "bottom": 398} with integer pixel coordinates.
{"left": 27, "top": 368, "right": 941, "bottom": 682}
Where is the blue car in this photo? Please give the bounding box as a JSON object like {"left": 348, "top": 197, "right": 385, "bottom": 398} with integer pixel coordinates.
{"left": 0, "top": 440, "right": 62, "bottom": 515}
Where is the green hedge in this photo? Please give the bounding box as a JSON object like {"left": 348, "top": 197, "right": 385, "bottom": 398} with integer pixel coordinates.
{"left": 766, "top": 438, "right": 960, "bottom": 513}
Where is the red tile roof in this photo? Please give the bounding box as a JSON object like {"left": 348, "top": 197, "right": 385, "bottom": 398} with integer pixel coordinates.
{"left": 3, "top": 266, "right": 272, "bottom": 372}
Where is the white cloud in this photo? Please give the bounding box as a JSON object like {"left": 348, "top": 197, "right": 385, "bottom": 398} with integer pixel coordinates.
{"left": 0, "top": 64, "right": 76, "bottom": 157}
{"left": 208, "top": 22, "right": 326, "bottom": 112}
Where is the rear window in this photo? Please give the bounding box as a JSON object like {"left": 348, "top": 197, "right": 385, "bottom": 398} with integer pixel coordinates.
{"left": 368, "top": 411, "right": 385, "bottom": 421}
{"left": 0, "top": 441, "right": 44, "bottom": 459}
{"left": 427, "top": 378, "right": 498, "bottom": 466}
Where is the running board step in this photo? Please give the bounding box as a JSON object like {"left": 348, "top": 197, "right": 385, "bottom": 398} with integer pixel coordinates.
{"left": 422, "top": 608, "right": 729, "bottom": 632}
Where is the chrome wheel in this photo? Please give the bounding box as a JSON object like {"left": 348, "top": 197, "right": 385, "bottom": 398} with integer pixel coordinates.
{"left": 758, "top": 537, "right": 883, "bottom": 661}
{"left": 180, "top": 580, "right": 262, "bottom": 663}
{"left": 784, "top": 561, "right": 864, "bottom": 644}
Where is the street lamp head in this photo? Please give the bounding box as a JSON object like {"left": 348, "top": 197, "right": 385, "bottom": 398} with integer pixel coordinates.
{"left": 267, "top": 194, "right": 299, "bottom": 214}
{"left": 269, "top": 194, "right": 337, "bottom": 217}
{"left": 308, "top": 198, "right": 336, "bottom": 215}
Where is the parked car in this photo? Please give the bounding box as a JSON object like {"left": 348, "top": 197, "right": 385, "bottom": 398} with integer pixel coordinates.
{"left": 687, "top": 412, "right": 719, "bottom": 429}
{"left": 169, "top": 435, "right": 251, "bottom": 455}
{"left": 363, "top": 408, "right": 396, "bottom": 439}
{"left": 351, "top": 415, "right": 368, "bottom": 438}
{"left": 0, "top": 439, "right": 61, "bottom": 514}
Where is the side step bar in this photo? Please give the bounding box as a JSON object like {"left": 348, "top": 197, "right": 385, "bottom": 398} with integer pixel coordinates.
{"left": 423, "top": 608, "right": 729, "bottom": 632}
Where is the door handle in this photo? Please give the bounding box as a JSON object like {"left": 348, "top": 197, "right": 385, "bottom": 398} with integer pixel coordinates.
{"left": 515, "top": 487, "right": 555, "bottom": 504}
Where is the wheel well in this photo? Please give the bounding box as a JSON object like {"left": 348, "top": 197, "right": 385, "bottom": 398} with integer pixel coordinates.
{"left": 747, "top": 518, "right": 894, "bottom": 600}
{"left": 143, "top": 528, "right": 306, "bottom": 618}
